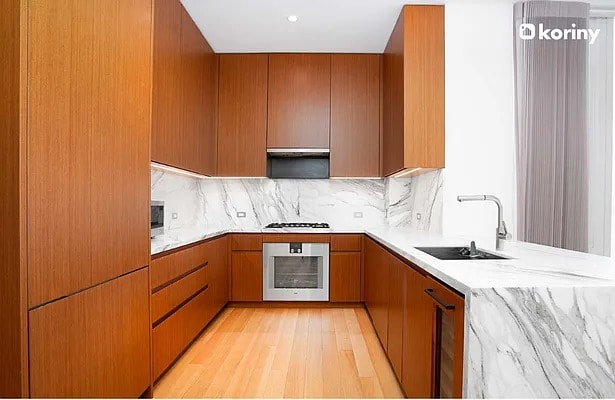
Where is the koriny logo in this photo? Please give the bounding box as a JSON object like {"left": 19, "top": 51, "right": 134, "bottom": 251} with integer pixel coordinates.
{"left": 519, "top": 23, "right": 600, "bottom": 45}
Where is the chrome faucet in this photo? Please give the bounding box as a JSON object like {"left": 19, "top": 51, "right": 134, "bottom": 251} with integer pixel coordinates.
{"left": 457, "top": 195, "right": 510, "bottom": 251}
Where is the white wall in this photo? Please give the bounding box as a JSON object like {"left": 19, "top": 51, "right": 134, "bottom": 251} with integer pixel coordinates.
{"left": 442, "top": 0, "right": 517, "bottom": 244}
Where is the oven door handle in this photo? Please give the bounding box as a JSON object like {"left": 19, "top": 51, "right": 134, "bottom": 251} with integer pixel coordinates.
{"left": 424, "top": 288, "right": 456, "bottom": 310}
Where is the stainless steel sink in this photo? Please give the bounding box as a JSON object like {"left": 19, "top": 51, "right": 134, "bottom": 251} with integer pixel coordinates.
{"left": 415, "top": 246, "right": 508, "bottom": 260}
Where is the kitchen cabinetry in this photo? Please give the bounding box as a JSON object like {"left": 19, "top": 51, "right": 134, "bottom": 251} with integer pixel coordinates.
{"left": 231, "top": 234, "right": 263, "bottom": 301}
{"left": 382, "top": 5, "right": 445, "bottom": 177}
{"left": 363, "top": 237, "right": 390, "bottom": 348}
{"left": 29, "top": 269, "right": 150, "bottom": 398}
{"left": 363, "top": 237, "right": 464, "bottom": 398}
{"left": 27, "top": 0, "right": 151, "bottom": 307}
{"left": 218, "top": 54, "right": 269, "bottom": 176}
{"left": 330, "top": 54, "right": 381, "bottom": 177}
{"left": 152, "top": 0, "right": 217, "bottom": 176}
{"left": 330, "top": 234, "right": 362, "bottom": 302}
{"left": 267, "top": 54, "right": 331, "bottom": 149}
{"left": 423, "top": 276, "right": 465, "bottom": 398}
{"left": 402, "top": 265, "right": 431, "bottom": 398}
{"left": 387, "top": 257, "right": 405, "bottom": 380}
{"left": 151, "top": 236, "right": 228, "bottom": 380}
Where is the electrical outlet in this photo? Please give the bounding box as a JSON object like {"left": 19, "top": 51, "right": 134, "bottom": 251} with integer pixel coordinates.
{"left": 172, "top": 212, "right": 178, "bottom": 220}
{"left": 416, "top": 213, "right": 422, "bottom": 220}
{"left": 353, "top": 211, "right": 363, "bottom": 219}
{"left": 236, "top": 211, "right": 246, "bottom": 218}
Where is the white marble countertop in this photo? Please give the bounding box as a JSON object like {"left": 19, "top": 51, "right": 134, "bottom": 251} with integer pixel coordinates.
{"left": 151, "top": 226, "right": 615, "bottom": 293}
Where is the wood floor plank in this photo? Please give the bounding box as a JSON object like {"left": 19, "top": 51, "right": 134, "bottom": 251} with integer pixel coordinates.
{"left": 154, "top": 307, "right": 403, "bottom": 399}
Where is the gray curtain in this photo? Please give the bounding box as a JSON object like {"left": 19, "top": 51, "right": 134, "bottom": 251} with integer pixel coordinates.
{"left": 514, "top": 1, "right": 589, "bottom": 252}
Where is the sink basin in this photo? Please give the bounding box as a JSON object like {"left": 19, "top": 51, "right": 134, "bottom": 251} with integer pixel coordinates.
{"left": 415, "top": 246, "right": 509, "bottom": 260}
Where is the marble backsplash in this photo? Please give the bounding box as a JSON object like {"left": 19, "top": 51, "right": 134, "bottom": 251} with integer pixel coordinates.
{"left": 151, "top": 167, "right": 443, "bottom": 234}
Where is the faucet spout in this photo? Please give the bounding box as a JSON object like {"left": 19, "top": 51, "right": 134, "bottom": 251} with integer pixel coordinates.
{"left": 457, "top": 195, "right": 510, "bottom": 250}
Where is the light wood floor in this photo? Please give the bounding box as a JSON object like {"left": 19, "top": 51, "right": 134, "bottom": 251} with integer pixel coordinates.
{"left": 154, "top": 307, "right": 404, "bottom": 398}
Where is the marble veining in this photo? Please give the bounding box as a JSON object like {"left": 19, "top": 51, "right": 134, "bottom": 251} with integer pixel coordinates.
{"left": 466, "top": 287, "right": 615, "bottom": 398}
{"left": 151, "top": 167, "right": 443, "bottom": 241}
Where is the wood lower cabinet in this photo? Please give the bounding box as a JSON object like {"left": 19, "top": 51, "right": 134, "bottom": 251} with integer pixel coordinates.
{"left": 153, "top": 287, "right": 212, "bottom": 380}
{"left": 363, "top": 237, "right": 390, "bottom": 348}
{"left": 231, "top": 251, "right": 263, "bottom": 302}
{"left": 267, "top": 54, "right": 331, "bottom": 149}
{"left": 329, "top": 252, "right": 361, "bottom": 302}
{"left": 330, "top": 54, "right": 381, "bottom": 177}
{"left": 209, "top": 236, "right": 230, "bottom": 313}
{"left": 218, "top": 54, "right": 268, "bottom": 176}
{"left": 29, "top": 269, "right": 150, "bottom": 398}
{"left": 387, "top": 257, "right": 405, "bottom": 380}
{"left": 402, "top": 266, "right": 432, "bottom": 398}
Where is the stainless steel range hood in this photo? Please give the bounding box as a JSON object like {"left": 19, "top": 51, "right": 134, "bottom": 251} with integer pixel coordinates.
{"left": 266, "top": 148, "right": 330, "bottom": 179}
{"left": 266, "top": 148, "right": 330, "bottom": 157}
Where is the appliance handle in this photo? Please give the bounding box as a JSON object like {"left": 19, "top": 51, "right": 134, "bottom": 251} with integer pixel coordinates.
{"left": 424, "top": 288, "right": 456, "bottom": 310}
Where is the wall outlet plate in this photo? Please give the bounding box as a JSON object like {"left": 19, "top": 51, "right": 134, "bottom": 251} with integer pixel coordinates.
{"left": 236, "top": 211, "right": 246, "bottom": 218}
{"left": 172, "top": 212, "right": 178, "bottom": 220}
{"left": 416, "top": 213, "right": 422, "bottom": 220}
{"left": 353, "top": 211, "right": 363, "bottom": 219}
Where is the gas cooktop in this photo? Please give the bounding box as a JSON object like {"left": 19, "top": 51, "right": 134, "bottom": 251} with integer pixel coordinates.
{"left": 264, "top": 222, "right": 330, "bottom": 229}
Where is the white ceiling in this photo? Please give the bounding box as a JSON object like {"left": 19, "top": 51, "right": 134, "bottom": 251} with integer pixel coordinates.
{"left": 180, "top": 0, "right": 445, "bottom": 53}
{"left": 181, "top": 0, "right": 615, "bottom": 53}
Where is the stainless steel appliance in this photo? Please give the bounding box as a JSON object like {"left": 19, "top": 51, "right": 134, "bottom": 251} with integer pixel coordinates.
{"left": 151, "top": 200, "right": 164, "bottom": 238}
{"left": 263, "top": 242, "right": 329, "bottom": 301}
{"left": 264, "top": 222, "right": 330, "bottom": 229}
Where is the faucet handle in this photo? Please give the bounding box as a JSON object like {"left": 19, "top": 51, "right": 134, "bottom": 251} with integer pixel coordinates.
{"left": 499, "top": 221, "right": 512, "bottom": 239}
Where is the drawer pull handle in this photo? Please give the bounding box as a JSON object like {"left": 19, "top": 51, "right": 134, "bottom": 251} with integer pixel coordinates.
{"left": 424, "top": 288, "right": 456, "bottom": 310}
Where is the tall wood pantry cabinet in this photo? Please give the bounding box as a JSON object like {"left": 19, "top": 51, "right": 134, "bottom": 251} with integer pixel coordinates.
{"left": 1, "top": 0, "right": 152, "bottom": 397}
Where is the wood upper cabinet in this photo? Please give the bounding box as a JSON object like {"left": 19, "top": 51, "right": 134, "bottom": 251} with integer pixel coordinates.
{"left": 330, "top": 54, "right": 381, "bottom": 177}
{"left": 29, "top": 269, "right": 150, "bottom": 398}
{"left": 152, "top": 0, "right": 182, "bottom": 167}
{"left": 27, "top": 0, "right": 151, "bottom": 307}
{"left": 267, "top": 54, "right": 331, "bottom": 149}
{"left": 218, "top": 55, "right": 268, "bottom": 176}
{"left": 152, "top": 0, "right": 217, "bottom": 176}
{"left": 383, "top": 5, "right": 445, "bottom": 176}
{"left": 363, "top": 237, "right": 390, "bottom": 348}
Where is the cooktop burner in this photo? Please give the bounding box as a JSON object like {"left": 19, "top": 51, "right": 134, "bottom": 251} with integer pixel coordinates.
{"left": 264, "top": 222, "right": 330, "bottom": 229}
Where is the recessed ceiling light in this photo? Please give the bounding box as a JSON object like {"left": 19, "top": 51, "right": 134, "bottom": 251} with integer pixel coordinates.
{"left": 287, "top": 15, "right": 298, "bottom": 22}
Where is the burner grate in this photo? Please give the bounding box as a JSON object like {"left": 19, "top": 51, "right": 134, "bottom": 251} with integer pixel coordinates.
{"left": 264, "top": 222, "right": 330, "bottom": 229}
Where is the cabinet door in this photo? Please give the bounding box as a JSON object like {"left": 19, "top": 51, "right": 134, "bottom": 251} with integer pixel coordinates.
{"left": 210, "top": 236, "right": 229, "bottom": 312}
{"left": 231, "top": 252, "right": 263, "bottom": 301}
{"left": 387, "top": 257, "right": 405, "bottom": 380}
{"left": 29, "top": 269, "right": 150, "bottom": 398}
{"left": 330, "top": 253, "right": 361, "bottom": 302}
{"left": 152, "top": 0, "right": 182, "bottom": 167}
{"left": 363, "top": 238, "right": 389, "bottom": 347}
{"left": 27, "top": 0, "right": 152, "bottom": 306}
{"left": 402, "top": 266, "right": 432, "bottom": 398}
{"left": 90, "top": 0, "right": 151, "bottom": 284}
{"left": 331, "top": 54, "right": 381, "bottom": 177}
{"left": 218, "top": 54, "right": 268, "bottom": 176}
{"left": 267, "top": 54, "right": 331, "bottom": 149}
{"left": 180, "top": 8, "right": 217, "bottom": 176}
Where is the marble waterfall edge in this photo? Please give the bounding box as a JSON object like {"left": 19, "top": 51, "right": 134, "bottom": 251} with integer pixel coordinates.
{"left": 465, "top": 287, "right": 615, "bottom": 398}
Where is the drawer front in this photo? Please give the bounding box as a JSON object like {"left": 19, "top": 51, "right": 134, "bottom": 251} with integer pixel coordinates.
{"left": 231, "top": 234, "right": 263, "bottom": 251}
{"left": 151, "top": 266, "right": 208, "bottom": 323}
{"left": 330, "top": 234, "right": 362, "bottom": 251}
{"left": 262, "top": 233, "right": 330, "bottom": 243}
{"left": 423, "top": 276, "right": 464, "bottom": 313}
{"left": 152, "top": 287, "right": 213, "bottom": 380}
{"left": 151, "top": 240, "right": 215, "bottom": 290}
